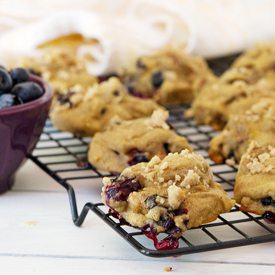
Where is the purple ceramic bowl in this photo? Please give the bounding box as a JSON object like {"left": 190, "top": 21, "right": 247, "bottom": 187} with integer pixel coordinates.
{"left": 0, "top": 74, "right": 53, "bottom": 194}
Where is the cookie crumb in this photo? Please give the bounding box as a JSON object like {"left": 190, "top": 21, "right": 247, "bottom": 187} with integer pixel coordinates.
{"left": 164, "top": 266, "right": 172, "bottom": 272}
{"left": 225, "top": 158, "right": 236, "bottom": 166}
{"left": 23, "top": 221, "right": 38, "bottom": 226}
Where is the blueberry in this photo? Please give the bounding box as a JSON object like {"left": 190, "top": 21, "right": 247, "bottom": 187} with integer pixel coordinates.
{"left": 127, "top": 149, "right": 149, "bottom": 166}
{"left": 145, "top": 194, "right": 168, "bottom": 210}
{"left": 0, "top": 68, "right": 13, "bottom": 94}
{"left": 263, "top": 211, "right": 275, "bottom": 224}
{"left": 172, "top": 208, "right": 188, "bottom": 216}
{"left": 145, "top": 195, "right": 159, "bottom": 210}
{"left": 113, "top": 90, "right": 119, "bottom": 96}
{"left": 104, "top": 176, "right": 141, "bottom": 205}
{"left": 132, "top": 154, "right": 149, "bottom": 164}
{"left": 0, "top": 65, "right": 7, "bottom": 71}
{"left": 57, "top": 91, "right": 75, "bottom": 107}
{"left": 163, "top": 142, "right": 171, "bottom": 155}
{"left": 9, "top": 67, "right": 29, "bottom": 85}
{"left": 151, "top": 71, "right": 164, "bottom": 88}
{"left": 125, "top": 83, "right": 134, "bottom": 95}
{"left": 157, "top": 216, "right": 175, "bottom": 230}
{"left": 0, "top": 94, "right": 15, "bottom": 109}
{"left": 11, "top": 82, "right": 43, "bottom": 103}
{"left": 136, "top": 58, "right": 146, "bottom": 69}
{"left": 261, "top": 197, "right": 275, "bottom": 207}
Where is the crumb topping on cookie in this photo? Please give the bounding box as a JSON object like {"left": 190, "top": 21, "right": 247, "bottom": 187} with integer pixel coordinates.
{"left": 16, "top": 48, "right": 98, "bottom": 95}
{"left": 243, "top": 100, "right": 275, "bottom": 122}
{"left": 180, "top": 169, "right": 201, "bottom": 188}
{"left": 245, "top": 141, "right": 275, "bottom": 175}
{"left": 122, "top": 149, "right": 212, "bottom": 189}
{"left": 84, "top": 77, "right": 128, "bottom": 102}
{"left": 144, "top": 109, "right": 170, "bottom": 130}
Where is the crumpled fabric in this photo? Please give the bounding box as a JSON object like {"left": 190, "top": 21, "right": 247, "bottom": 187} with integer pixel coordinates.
{"left": 0, "top": 0, "right": 275, "bottom": 75}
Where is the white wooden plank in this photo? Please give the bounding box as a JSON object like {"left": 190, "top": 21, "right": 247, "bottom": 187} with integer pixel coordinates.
{"left": 0, "top": 256, "right": 274, "bottom": 275}
{"left": 13, "top": 160, "right": 64, "bottom": 192}
{"left": 0, "top": 190, "right": 275, "bottom": 264}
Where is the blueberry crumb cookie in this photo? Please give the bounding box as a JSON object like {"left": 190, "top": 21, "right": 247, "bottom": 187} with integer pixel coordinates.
{"left": 119, "top": 47, "right": 216, "bottom": 105}
{"left": 50, "top": 77, "right": 165, "bottom": 136}
{"left": 209, "top": 99, "right": 275, "bottom": 164}
{"left": 235, "top": 141, "right": 275, "bottom": 223}
{"left": 232, "top": 42, "right": 275, "bottom": 72}
{"left": 187, "top": 66, "right": 275, "bottom": 130}
{"left": 102, "top": 150, "right": 235, "bottom": 250}
{"left": 88, "top": 110, "right": 193, "bottom": 173}
{"left": 16, "top": 47, "right": 98, "bottom": 98}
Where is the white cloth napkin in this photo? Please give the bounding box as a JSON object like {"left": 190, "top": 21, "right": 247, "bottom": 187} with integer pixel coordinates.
{"left": 0, "top": 0, "right": 275, "bottom": 76}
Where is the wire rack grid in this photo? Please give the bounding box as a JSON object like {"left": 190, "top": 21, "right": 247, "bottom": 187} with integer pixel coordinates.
{"left": 29, "top": 55, "right": 275, "bottom": 258}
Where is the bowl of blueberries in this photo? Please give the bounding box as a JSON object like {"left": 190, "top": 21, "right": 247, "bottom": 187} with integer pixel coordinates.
{"left": 0, "top": 65, "right": 53, "bottom": 194}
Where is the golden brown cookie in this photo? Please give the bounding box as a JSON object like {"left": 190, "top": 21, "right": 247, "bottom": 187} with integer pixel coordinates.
{"left": 14, "top": 34, "right": 98, "bottom": 99}
{"left": 50, "top": 77, "right": 165, "bottom": 136}
{"left": 187, "top": 67, "right": 275, "bottom": 130}
{"left": 88, "top": 110, "right": 193, "bottom": 173}
{"left": 235, "top": 141, "right": 275, "bottom": 223}
{"left": 119, "top": 47, "right": 216, "bottom": 105}
{"left": 16, "top": 48, "right": 98, "bottom": 98}
{"left": 102, "top": 150, "right": 235, "bottom": 250}
{"left": 209, "top": 99, "right": 275, "bottom": 164}
{"left": 232, "top": 42, "right": 275, "bottom": 72}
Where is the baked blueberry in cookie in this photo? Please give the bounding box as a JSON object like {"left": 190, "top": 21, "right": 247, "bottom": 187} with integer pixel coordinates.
{"left": 119, "top": 48, "right": 216, "bottom": 105}
{"left": 88, "top": 110, "right": 193, "bottom": 173}
{"left": 50, "top": 77, "right": 165, "bottom": 136}
{"left": 235, "top": 141, "right": 275, "bottom": 223}
{"left": 102, "top": 150, "right": 235, "bottom": 250}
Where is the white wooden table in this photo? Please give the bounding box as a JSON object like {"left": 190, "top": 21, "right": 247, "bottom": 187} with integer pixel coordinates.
{"left": 0, "top": 157, "right": 274, "bottom": 275}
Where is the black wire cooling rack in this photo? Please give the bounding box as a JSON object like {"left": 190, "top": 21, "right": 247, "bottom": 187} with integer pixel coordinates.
{"left": 29, "top": 55, "right": 275, "bottom": 257}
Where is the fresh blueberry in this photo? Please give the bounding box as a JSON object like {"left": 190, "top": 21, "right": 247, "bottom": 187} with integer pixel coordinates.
{"left": 0, "top": 68, "right": 13, "bottom": 94}
{"left": 11, "top": 82, "right": 43, "bottom": 103}
{"left": 151, "top": 71, "right": 164, "bottom": 88}
{"left": 0, "top": 94, "right": 15, "bottom": 109}
{"left": 9, "top": 67, "right": 29, "bottom": 85}
{"left": 0, "top": 65, "right": 7, "bottom": 71}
